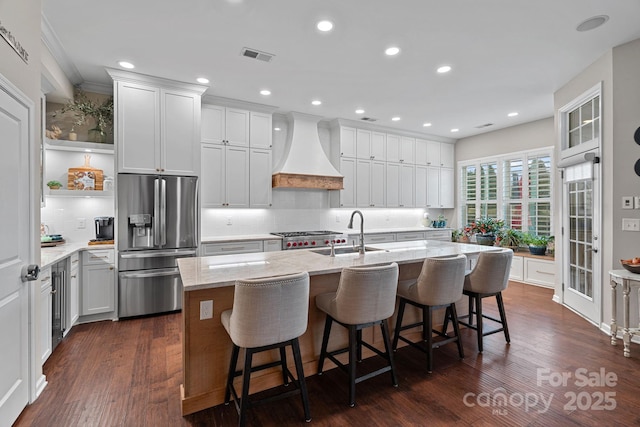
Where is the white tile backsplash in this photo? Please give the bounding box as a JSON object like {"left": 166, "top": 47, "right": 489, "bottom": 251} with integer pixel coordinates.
{"left": 41, "top": 197, "right": 114, "bottom": 243}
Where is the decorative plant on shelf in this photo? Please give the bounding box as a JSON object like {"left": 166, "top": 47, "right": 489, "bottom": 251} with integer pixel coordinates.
{"left": 469, "top": 217, "right": 505, "bottom": 246}
{"left": 54, "top": 87, "right": 113, "bottom": 143}
{"left": 522, "top": 233, "right": 554, "bottom": 255}
{"left": 46, "top": 180, "right": 63, "bottom": 190}
{"left": 497, "top": 228, "right": 525, "bottom": 251}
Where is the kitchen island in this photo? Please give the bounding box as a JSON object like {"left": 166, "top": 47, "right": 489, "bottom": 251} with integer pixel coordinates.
{"left": 177, "top": 240, "right": 501, "bottom": 415}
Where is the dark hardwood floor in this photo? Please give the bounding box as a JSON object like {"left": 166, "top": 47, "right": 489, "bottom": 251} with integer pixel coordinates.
{"left": 15, "top": 281, "right": 640, "bottom": 426}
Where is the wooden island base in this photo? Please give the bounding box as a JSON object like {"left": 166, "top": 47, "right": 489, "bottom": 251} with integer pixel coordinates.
{"left": 180, "top": 261, "right": 459, "bottom": 416}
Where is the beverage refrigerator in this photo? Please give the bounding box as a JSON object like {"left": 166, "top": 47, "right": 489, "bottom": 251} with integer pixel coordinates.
{"left": 117, "top": 174, "right": 198, "bottom": 317}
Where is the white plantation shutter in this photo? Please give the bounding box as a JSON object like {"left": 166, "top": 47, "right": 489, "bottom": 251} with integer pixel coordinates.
{"left": 503, "top": 159, "right": 523, "bottom": 231}
{"left": 528, "top": 155, "right": 552, "bottom": 235}
{"left": 479, "top": 161, "right": 498, "bottom": 218}
{"left": 461, "top": 165, "right": 477, "bottom": 225}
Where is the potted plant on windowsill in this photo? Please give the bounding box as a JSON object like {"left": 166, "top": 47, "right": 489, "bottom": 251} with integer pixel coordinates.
{"left": 469, "top": 217, "right": 505, "bottom": 246}
{"left": 497, "top": 228, "right": 525, "bottom": 251}
{"left": 523, "top": 233, "right": 554, "bottom": 256}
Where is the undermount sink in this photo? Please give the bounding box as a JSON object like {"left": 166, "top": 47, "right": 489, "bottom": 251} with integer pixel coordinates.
{"left": 310, "top": 246, "right": 383, "bottom": 256}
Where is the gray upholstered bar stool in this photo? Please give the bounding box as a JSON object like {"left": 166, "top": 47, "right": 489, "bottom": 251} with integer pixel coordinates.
{"left": 392, "top": 254, "right": 467, "bottom": 373}
{"left": 455, "top": 248, "right": 513, "bottom": 353}
{"left": 316, "top": 262, "right": 399, "bottom": 407}
{"left": 221, "top": 272, "right": 311, "bottom": 427}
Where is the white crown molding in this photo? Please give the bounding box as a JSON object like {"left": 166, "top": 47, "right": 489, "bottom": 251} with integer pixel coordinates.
{"left": 202, "top": 95, "right": 278, "bottom": 113}
{"left": 106, "top": 68, "right": 208, "bottom": 95}
{"left": 329, "top": 118, "right": 457, "bottom": 144}
{"left": 41, "top": 13, "right": 83, "bottom": 85}
{"left": 79, "top": 81, "right": 113, "bottom": 95}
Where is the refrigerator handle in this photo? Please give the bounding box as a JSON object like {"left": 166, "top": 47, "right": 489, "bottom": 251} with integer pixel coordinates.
{"left": 154, "top": 178, "right": 160, "bottom": 246}
{"left": 160, "top": 178, "right": 167, "bottom": 246}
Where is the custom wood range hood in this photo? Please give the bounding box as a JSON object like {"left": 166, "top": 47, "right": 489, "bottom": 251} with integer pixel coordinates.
{"left": 272, "top": 112, "right": 343, "bottom": 190}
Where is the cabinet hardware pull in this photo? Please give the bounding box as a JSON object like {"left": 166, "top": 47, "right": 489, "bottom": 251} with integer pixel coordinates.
{"left": 222, "top": 246, "right": 247, "bottom": 251}
{"left": 535, "top": 270, "right": 554, "bottom": 275}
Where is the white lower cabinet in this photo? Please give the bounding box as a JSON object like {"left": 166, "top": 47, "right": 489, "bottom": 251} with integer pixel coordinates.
{"left": 396, "top": 231, "right": 426, "bottom": 241}
{"left": 424, "top": 229, "right": 452, "bottom": 241}
{"left": 263, "top": 240, "right": 282, "bottom": 252}
{"left": 39, "top": 266, "right": 53, "bottom": 365}
{"left": 81, "top": 249, "right": 115, "bottom": 316}
{"left": 364, "top": 233, "right": 396, "bottom": 244}
{"left": 200, "top": 241, "right": 263, "bottom": 256}
{"left": 68, "top": 252, "right": 80, "bottom": 331}
{"left": 508, "top": 255, "right": 555, "bottom": 288}
{"left": 509, "top": 255, "right": 524, "bottom": 281}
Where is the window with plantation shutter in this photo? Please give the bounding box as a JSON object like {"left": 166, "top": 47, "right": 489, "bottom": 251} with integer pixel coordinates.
{"left": 458, "top": 148, "right": 553, "bottom": 236}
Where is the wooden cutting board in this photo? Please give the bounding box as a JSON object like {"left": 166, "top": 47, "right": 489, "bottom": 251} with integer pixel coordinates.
{"left": 68, "top": 154, "right": 103, "bottom": 191}
{"left": 88, "top": 239, "right": 114, "bottom": 245}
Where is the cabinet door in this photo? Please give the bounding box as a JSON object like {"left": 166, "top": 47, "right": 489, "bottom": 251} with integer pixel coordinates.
{"left": 225, "top": 146, "right": 250, "bottom": 207}
{"left": 249, "top": 148, "right": 272, "bottom": 207}
{"left": 371, "top": 160, "right": 386, "bottom": 207}
{"left": 82, "top": 263, "right": 115, "bottom": 316}
{"left": 249, "top": 112, "right": 272, "bottom": 148}
{"left": 338, "top": 157, "right": 357, "bottom": 207}
{"left": 400, "top": 137, "right": 415, "bottom": 164}
{"left": 39, "top": 267, "right": 52, "bottom": 365}
{"left": 440, "top": 167, "right": 454, "bottom": 208}
{"left": 440, "top": 143, "right": 455, "bottom": 168}
{"left": 356, "top": 129, "right": 372, "bottom": 160}
{"left": 201, "top": 143, "right": 226, "bottom": 207}
{"left": 69, "top": 255, "right": 80, "bottom": 327}
{"left": 415, "top": 165, "right": 428, "bottom": 207}
{"left": 161, "top": 89, "right": 199, "bottom": 175}
{"left": 356, "top": 159, "right": 371, "bottom": 207}
{"left": 201, "top": 104, "right": 225, "bottom": 144}
{"left": 400, "top": 163, "right": 415, "bottom": 207}
{"left": 386, "top": 134, "right": 401, "bottom": 163}
{"left": 371, "top": 132, "right": 386, "bottom": 160}
{"left": 426, "top": 141, "right": 440, "bottom": 166}
{"left": 116, "top": 81, "right": 160, "bottom": 174}
{"left": 426, "top": 166, "right": 440, "bottom": 208}
{"left": 340, "top": 127, "right": 357, "bottom": 157}
{"left": 225, "top": 108, "right": 250, "bottom": 146}
{"left": 385, "top": 162, "right": 400, "bottom": 207}
{"left": 415, "top": 139, "right": 428, "bottom": 166}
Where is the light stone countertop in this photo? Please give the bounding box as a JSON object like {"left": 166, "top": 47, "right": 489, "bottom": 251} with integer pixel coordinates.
{"left": 178, "top": 240, "right": 500, "bottom": 292}
{"left": 41, "top": 242, "right": 114, "bottom": 268}
{"left": 201, "top": 234, "right": 282, "bottom": 244}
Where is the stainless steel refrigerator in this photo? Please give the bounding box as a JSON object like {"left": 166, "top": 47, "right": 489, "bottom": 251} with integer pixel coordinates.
{"left": 117, "top": 174, "right": 198, "bottom": 317}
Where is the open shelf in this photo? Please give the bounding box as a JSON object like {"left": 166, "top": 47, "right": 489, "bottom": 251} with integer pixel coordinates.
{"left": 45, "top": 189, "right": 113, "bottom": 198}
{"left": 45, "top": 138, "right": 114, "bottom": 154}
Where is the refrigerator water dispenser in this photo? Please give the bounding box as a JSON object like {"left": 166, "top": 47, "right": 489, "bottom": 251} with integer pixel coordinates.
{"left": 129, "top": 213, "right": 152, "bottom": 248}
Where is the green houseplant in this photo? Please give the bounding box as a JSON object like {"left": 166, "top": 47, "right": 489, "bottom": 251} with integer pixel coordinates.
{"left": 469, "top": 217, "right": 505, "bottom": 245}
{"left": 523, "top": 233, "right": 554, "bottom": 255}
{"left": 497, "top": 228, "right": 525, "bottom": 251}
{"left": 46, "top": 180, "right": 63, "bottom": 190}
{"left": 55, "top": 88, "right": 113, "bottom": 143}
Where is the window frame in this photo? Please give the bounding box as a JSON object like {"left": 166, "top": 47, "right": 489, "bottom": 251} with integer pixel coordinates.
{"left": 458, "top": 146, "right": 554, "bottom": 236}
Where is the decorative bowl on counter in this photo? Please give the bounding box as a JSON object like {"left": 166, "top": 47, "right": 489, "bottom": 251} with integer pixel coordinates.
{"left": 620, "top": 259, "right": 640, "bottom": 274}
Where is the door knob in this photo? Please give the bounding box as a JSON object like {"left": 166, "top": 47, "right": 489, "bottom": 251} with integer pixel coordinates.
{"left": 21, "top": 264, "right": 40, "bottom": 282}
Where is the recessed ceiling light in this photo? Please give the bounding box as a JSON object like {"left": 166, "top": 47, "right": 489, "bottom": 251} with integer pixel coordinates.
{"left": 437, "top": 65, "right": 452, "bottom": 74}
{"left": 422, "top": 122, "right": 432, "bottom": 127}
{"left": 317, "top": 20, "right": 333, "bottom": 32}
{"left": 260, "top": 89, "right": 271, "bottom": 96}
{"left": 118, "top": 61, "right": 135, "bottom": 69}
{"left": 355, "top": 109, "right": 365, "bottom": 114}
{"left": 311, "top": 100, "right": 322, "bottom": 106}
{"left": 576, "top": 15, "right": 609, "bottom": 32}
{"left": 391, "top": 117, "right": 401, "bottom": 121}
{"left": 508, "top": 112, "right": 519, "bottom": 117}
{"left": 196, "top": 77, "right": 209, "bottom": 84}
{"left": 274, "top": 127, "right": 281, "bottom": 131}
{"left": 385, "top": 47, "right": 400, "bottom": 56}
{"left": 451, "top": 128, "right": 459, "bottom": 133}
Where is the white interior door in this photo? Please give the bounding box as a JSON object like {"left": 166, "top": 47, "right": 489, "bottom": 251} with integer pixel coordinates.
{"left": 562, "top": 158, "right": 601, "bottom": 323}
{"left": 0, "top": 75, "right": 32, "bottom": 424}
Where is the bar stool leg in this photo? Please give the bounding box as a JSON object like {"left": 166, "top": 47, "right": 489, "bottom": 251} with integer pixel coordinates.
{"left": 380, "top": 319, "right": 398, "bottom": 387}
{"left": 348, "top": 325, "right": 358, "bottom": 407}
{"left": 291, "top": 338, "right": 312, "bottom": 422}
{"left": 468, "top": 294, "right": 474, "bottom": 326}
{"left": 496, "top": 292, "right": 510, "bottom": 343}
{"left": 318, "top": 316, "right": 333, "bottom": 375}
{"left": 476, "top": 295, "right": 484, "bottom": 352}
{"left": 425, "top": 306, "right": 433, "bottom": 373}
{"left": 392, "top": 298, "right": 407, "bottom": 351}
{"left": 356, "top": 329, "right": 363, "bottom": 362}
{"left": 225, "top": 344, "right": 240, "bottom": 404}
{"left": 279, "top": 346, "right": 289, "bottom": 386}
{"left": 441, "top": 306, "right": 451, "bottom": 336}
{"left": 450, "top": 303, "right": 464, "bottom": 359}
{"left": 238, "top": 348, "right": 254, "bottom": 427}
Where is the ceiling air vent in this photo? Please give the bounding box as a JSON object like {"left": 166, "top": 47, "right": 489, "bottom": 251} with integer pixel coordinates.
{"left": 360, "top": 117, "right": 378, "bottom": 122}
{"left": 475, "top": 123, "right": 494, "bottom": 129}
{"left": 240, "top": 47, "right": 275, "bottom": 62}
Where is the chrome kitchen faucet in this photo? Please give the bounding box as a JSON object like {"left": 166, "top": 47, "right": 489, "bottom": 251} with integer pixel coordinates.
{"left": 348, "top": 210, "right": 365, "bottom": 254}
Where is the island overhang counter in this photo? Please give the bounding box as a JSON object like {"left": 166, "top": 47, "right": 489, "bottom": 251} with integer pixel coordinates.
{"left": 178, "top": 240, "right": 501, "bottom": 415}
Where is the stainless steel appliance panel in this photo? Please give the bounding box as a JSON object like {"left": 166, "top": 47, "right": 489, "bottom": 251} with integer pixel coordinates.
{"left": 118, "top": 267, "right": 182, "bottom": 318}
{"left": 118, "top": 248, "right": 196, "bottom": 272}
{"left": 163, "top": 175, "right": 198, "bottom": 249}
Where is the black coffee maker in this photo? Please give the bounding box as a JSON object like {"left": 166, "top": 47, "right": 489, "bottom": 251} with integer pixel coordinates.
{"left": 95, "top": 217, "right": 114, "bottom": 241}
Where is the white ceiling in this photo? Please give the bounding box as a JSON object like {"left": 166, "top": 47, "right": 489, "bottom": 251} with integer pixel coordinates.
{"left": 42, "top": 0, "right": 640, "bottom": 139}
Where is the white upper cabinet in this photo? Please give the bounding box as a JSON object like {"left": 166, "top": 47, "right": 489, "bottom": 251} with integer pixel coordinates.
{"left": 386, "top": 134, "right": 401, "bottom": 163}
{"left": 249, "top": 112, "right": 272, "bottom": 149}
{"left": 356, "top": 129, "right": 372, "bottom": 159}
{"left": 371, "top": 132, "right": 386, "bottom": 160}
{"left": 425, "top": 140, "right": 455, "bottom": 167}
{"left": 426, "top": 140, "right": 440, "bottom": 166}
{"left": 440, "top": 143, "right": 455, "bottom": 168}
{"left": 109, "top": 69, "right": 205, "bottom": 176}
{"left": 415, "top": 139, "right": 428, "bottom": 166}
{"left": 400, "top": 137, "right": 415, "bottom": 164}
{"left": 202, "top": 105, "right": 250, "bottom": 147}
{"left": 440, "top": 167, "right": 454, "bottom": 208}
{"left": 339, "top": 126, "right": 357, "bottom": 157}
{"left": 249, "top": 148, "right": 272, "bottom": 207}
{"left": 201, "top": 143, "right": 249, "bottom": 207}
{"left": 336, "top": 157, "right": 357, "bottom": 207}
